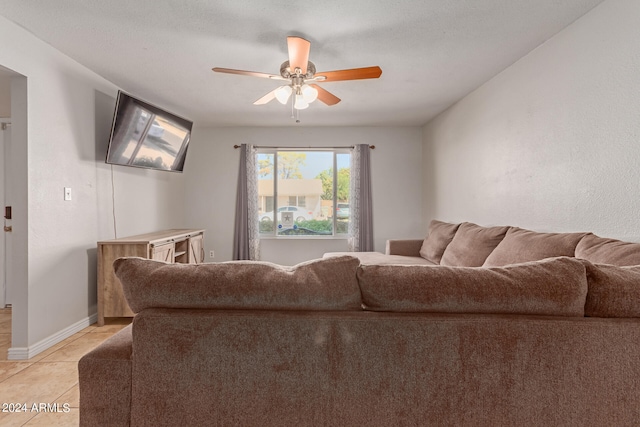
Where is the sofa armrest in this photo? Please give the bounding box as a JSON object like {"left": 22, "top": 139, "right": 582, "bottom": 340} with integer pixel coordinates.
{"left": 385, "top": 239, "right": 424, "bottom": 257}
{"left": 79, "top": 324, "right": 132, "bottom": 427}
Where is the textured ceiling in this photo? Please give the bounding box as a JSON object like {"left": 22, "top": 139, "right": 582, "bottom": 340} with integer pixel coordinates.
{"left": 0, "top": 0, "right": 603, "bottom": 127}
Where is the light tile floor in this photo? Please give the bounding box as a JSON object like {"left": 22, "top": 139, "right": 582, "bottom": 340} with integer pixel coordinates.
{"left": 0, "top": 308, "right": 130, "bottom": 426}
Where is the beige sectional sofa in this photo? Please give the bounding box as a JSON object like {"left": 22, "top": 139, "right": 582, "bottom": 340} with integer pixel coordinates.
{"left": 335, "top": 219, "right": 640, "bottom": 268}
{"left": 79, "top": 221, "right": 640, "bottom": 426}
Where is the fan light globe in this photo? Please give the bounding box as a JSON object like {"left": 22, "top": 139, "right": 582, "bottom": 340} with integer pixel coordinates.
{"left": 275, "top": 85, "right": 292, "bottom": 104}
{"left": 294, "top": 94, "right": 309, "bottom": 110}
{"left": 301, "top": 84, "right": 318, "bottom": 103}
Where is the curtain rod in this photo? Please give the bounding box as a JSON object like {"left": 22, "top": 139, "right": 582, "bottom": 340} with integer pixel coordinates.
{"left": 233, "top": 144, "right": 375, "bottom": 149}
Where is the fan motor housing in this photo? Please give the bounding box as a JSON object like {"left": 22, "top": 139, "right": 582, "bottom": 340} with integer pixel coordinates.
{"left": 280, "top": 61, "right": 316, "bottom": 79}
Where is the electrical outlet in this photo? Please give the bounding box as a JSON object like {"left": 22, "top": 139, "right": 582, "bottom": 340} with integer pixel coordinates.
{"left": 209, "top": 250, "right": 215, "bottom": 258}
{"left": 64, "top": 187, "right": 72, "bottom": 201}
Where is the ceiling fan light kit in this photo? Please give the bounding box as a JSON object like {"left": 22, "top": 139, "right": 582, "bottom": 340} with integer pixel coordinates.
{"left": 275, "top": 85, "right": 292, "bottom": 104}
{"left": 213, "top": 36, "right": 382, "bottom": 121}
{"left": 301, "top": 84, "right": 318, "bottom": 103}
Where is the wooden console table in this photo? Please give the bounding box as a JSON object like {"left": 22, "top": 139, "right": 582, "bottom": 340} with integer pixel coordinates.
{"left": 97, "top": 229, "right": 205, "bottom": 326}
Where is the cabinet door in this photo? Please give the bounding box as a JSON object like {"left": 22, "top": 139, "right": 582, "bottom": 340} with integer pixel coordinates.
{"left": 188, "top": 234, "right": 204, "bottom": 264}
{"left": 151, "top": 243, "right": 174, "bottom": 262}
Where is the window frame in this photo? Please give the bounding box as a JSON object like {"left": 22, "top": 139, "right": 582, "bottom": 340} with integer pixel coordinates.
{"left": 256, "top": 147, "right": 351, "bottom": 239}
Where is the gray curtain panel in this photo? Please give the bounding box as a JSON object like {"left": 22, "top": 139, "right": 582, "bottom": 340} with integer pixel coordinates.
{"left": 358, "top": 144, "right": 374, "bottom": 251}
{"left": 349, "top": 144, "right": 374, "bottom": 252}
{"left": 233, "top": 144, "right": 260, "bottom": 260}
{"left": 232, "top": 144, "right": 250, "bottom": 260}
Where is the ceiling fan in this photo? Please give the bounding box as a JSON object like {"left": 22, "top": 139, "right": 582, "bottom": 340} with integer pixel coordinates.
{"left": 212, "top": 36, "right": 382, "bottom": 112}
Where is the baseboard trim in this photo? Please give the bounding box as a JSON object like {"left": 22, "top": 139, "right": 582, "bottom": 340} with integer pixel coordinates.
{"left": 7, "top": 312, "right": 98, "bottom": 360}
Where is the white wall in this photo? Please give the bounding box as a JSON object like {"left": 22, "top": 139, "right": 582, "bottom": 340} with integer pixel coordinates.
{"left": 0, "top": 15, "right": 186, "bottom": 357}
{"left": 422, "top": 0, "right": 640, "bottom": 241}
{"left": 185, "top": 126, "right": 423, "bottom": 265}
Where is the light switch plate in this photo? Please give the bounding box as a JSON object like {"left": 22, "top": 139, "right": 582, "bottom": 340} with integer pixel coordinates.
{"left": 64, "top": 187, "right": 72, "bottom": 201}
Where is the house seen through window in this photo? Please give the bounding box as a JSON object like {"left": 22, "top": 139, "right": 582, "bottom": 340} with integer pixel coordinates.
{"left": 257, "top": 149, "right": 350, "bottom": 236}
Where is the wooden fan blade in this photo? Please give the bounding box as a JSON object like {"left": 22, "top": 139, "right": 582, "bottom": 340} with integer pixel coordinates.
{"left": 287, "top": 36, "right": 310, "bottom": 75}
{"left": 311, "top": 85, "right": 340, "bottom": 106}
{"left": 253, "top": 89, "right": 277, "bottom": 105}
{"left": 315, "top": 66, "right": 382, "bottom": 82}
{"left": 212, "top": 67, "right": 284, "bottom": 80}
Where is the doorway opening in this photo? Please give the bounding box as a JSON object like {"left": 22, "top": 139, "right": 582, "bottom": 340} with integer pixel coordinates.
{"left": 1, "top": 122, "right": 9, "bottom": 310}
{"left": 0, "top": 64, "right": 27, "bottom": 359}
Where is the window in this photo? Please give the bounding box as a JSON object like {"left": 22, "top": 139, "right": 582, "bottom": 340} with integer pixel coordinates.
{"left": 257, "top": 149, "right": 351, "bottom": 237}
{"left": 288, "top": 195, "right": 306, "bottom": 207}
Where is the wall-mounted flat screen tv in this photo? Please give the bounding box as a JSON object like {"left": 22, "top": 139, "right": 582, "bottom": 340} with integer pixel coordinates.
{"left": 106, "top": 91, "right": 193, "bottom": 172}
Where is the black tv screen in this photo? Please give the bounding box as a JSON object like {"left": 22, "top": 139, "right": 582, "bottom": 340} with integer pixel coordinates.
{"left": 106, "top": 91, "right": 193, "bottom": 172}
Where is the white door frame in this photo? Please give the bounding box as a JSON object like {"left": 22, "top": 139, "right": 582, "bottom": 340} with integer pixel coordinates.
{"left": 0, "top": 120, "right": 9, "bottom": 308}
{"left": 0, "top": 121, "right": 4, "bottom": 307}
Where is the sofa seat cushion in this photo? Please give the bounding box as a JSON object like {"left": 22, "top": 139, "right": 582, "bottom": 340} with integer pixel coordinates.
{"left": 576, "top": 233, "right": 640, "bottom": 266}
{"left": 440, "top": 222, "right": 510, "bottom": 267}
{"left": 419, "top": 220, "right": 461, "bottom": 264}
{"left": 358, "top": 257, "right": 588, "bottom": 317}
{"left": 324, "top": 251, "right": 436, "bottom": 265}
{"left": 483, "top": 227, "right": 588, "bottom": 267}
{"left": 114, "top": 255, "right": 362, "bottom": 313}
{"left": 583, "top": 261, "right": 640, "bottom": 317}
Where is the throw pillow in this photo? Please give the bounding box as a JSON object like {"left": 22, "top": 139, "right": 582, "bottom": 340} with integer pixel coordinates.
{"left": 114, "top": 255, "right": 362, "bottom": 313}
{"left": 583, "top": 261, "right": 640, "bottom": 317}
{"left": 483, "top": 227, "right": 588, "bottom": 267}
{"left": 358, "top": 257, "right": 588, "bottom": 317}
{"left": 419, "top": 220, "right": 460, "bottom": 264}
{"left": 575, "top": 233, "right": 640, "bottom": 266}
{"left": 440, "top": 222, "right": 509, "bottom": 267}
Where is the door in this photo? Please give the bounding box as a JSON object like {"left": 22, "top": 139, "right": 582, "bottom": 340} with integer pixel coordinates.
{"left": 188, "top": 234, "right": 204, "bottom": 264}
{"left": 151, "top": 243, "right": 174, "bottom": 263}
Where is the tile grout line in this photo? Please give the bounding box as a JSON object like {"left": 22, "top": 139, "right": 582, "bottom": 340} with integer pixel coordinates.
{"left": 0, "top": 362, "right": 34, "bottom": 384}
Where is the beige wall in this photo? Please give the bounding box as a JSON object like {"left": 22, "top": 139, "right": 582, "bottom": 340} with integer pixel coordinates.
{"left": 185, "top": 126, "right": 423, "bottom": 264}
{"left": 0, "top": 15, "right": 186, "bottom": 358}
{"left": 0, "top": 69, "right": 10, "bottom": 118}
{"left": 422, "top": 0, "right": 640, "bottom": 241}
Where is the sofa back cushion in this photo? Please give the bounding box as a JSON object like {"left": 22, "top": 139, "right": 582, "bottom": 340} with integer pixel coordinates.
{"left": 583, "top": 261, "right": 640, "bottom": 317}
{"left": 358, "top": 257, "right": 588, "bottom": 317}
{"left": 419, "top": 220, "right": 460, "bottom": 264}
{"left": 114, "top": 255, "right": 362, "bottom": 313}
{"left": 483, "top": 227, "right": 588, "bottom": 267}
{"left": 575, "top": 233, "right": 640, "bottom": 266}
{"left": 440, "top": 222, "right": 510, "bottom": 267}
